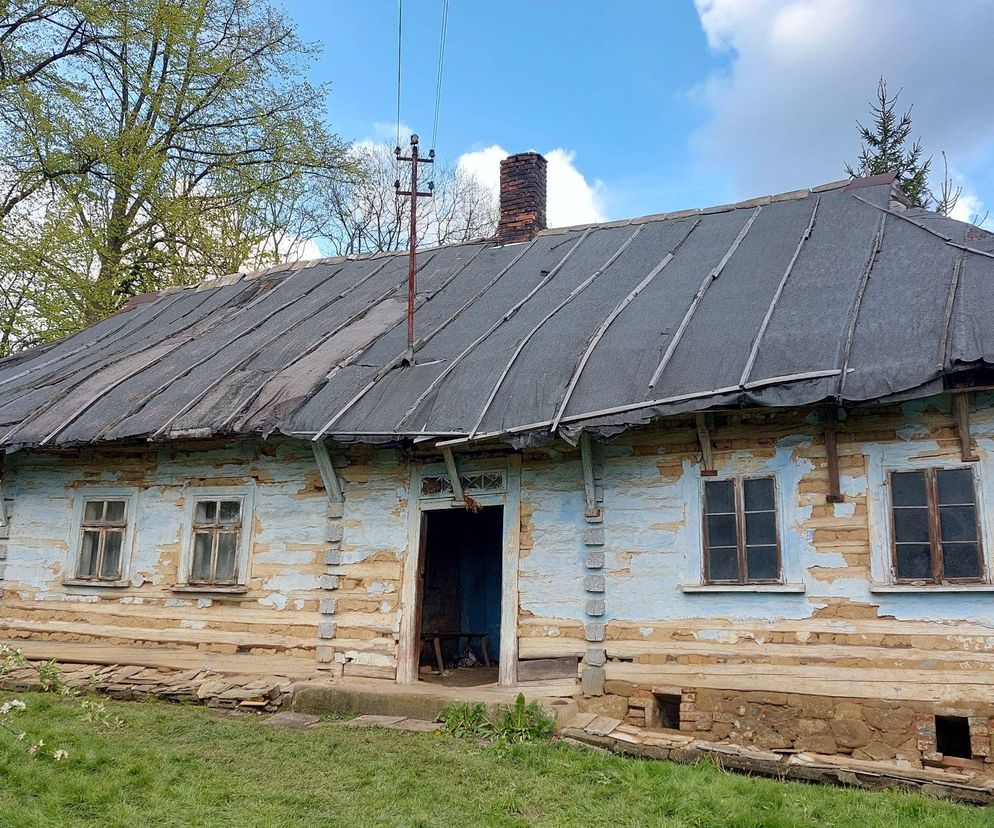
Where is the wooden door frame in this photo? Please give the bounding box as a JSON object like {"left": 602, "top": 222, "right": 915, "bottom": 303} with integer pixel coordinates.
{"left": 397, "top": 456, "right": 520, "bottom": 686}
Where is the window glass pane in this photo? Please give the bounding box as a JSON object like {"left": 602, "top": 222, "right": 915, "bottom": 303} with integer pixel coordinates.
{"left": 707, "top": 547, "right": 739, "bottom": 582}
{"left": 939, "top": 505, "right": 977, "bottom": 543}
{"left": 743, "top": 477, "right": 775, "bottom": 512}
{"left": 219, "top": 501, "right": 241, "bottom": 525}
{"left": 746, "top": 546, "right": 779, "bottom": 581}
{"left": 78, "top": 531, "right": 99, "bottom": 577}
{"left": 215, "top": 533, "right": 238, "bottom": 582}
{"left": 745, "top": 512, "right": 776, "bottom": 546}
{"left": 943, "top": 543, "right": 982, "bottom": 580}
{"left": 83, "top": 500, "right": 104, "bottom": 523}
{"left": 937, "top": 469, "right": 976, "bottom": 505}
{"left": 893, "top": 507, "right": 929, "bottom": 543}
{"left": 706, "top": 513, "right": 737, "bottom": 548}
{"left": 895, "top": 544, "right": 933, "bottom": 580}
{"left": 891, "top": 472, "right": 927, "bottom": 507}
{"left": 191, "top": 532, "right": 213, "bottom": 581}
{"left": 194, "top": 501, "right": 217, "bottom": 524}
{"left": 101, "top": 531, "right": 123, "bottom": 579}
{"left": 704, "top": 480, "right": 735, "bottom": 514}
{"left": 104, "top": 501, "right": 126, "bottom": 523}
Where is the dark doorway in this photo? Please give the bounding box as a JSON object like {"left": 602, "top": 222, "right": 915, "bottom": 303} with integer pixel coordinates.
{"left": 418, "top": 506, "right": 503, "bottom": 686}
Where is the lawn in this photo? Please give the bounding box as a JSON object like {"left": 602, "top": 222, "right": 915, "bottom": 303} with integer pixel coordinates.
{"left": 1, "top": 692, "right": 993, "bottom": 827}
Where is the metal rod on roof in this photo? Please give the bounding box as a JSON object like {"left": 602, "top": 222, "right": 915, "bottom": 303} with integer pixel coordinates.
{"left": 739, "top": 197, "right": 820, "bottom": 387}
{"left": 938, "top": 253, "right": 965, "bottom": 373}
{"left": 549, "top": 218, "right": 701, "bottom": 433}
{"left": 648, "top": 206, "right": 763, "bottom": 389}
{"left": 467, "top": 225, "right": 644, "bottom": 439}
{"left": 836, "top": 213, "right": 886, "bottom": 402}
{"left": 393, "top": 227, "right": 594, "bottom": 432}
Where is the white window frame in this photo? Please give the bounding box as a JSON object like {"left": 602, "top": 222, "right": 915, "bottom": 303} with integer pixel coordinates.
{"left": 680, "top": 468, "right": 806, "bottom": 593}
{"left": 65, "top": 488, "right": 138, "bottom": 588}
{"left": 867, "top": 449, "right": 992, "bottom": 589}
{"left": 176, "top": 486, "right": 255, "bottom": 592}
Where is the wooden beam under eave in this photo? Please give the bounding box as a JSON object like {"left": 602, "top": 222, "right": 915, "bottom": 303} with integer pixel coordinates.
{"left": 696, "top": 413, "right": 717, "bottom": 477}
{"left": 579, "top": 433, "right": 602, "bottom": 521}
{"left": 311, "top": 439, "right": 344, "bottom": 503}
{"left": 441, "top": 446, "right": 465, "bottom": 503}
{"left": 824, "top": 406, "right": 844, "bottom": 503}
{"left": 954, "top": 393, "right": 981, "bottom": 463}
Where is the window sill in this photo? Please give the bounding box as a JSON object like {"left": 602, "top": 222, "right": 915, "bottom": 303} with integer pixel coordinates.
{"left": 870, "top": 582, "right": 994, "bottom": 593}
{"left": 62, "top": 578, "right": 131, "bottom": 589}
{"left": 171, "top": 584, "right": 248, "bottom": 595}
{"left": 679, "top": 583, "right": 806, "bottom": 594}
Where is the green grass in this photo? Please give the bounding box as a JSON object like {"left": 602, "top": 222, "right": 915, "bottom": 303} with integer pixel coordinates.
{"left": 1, "top": 692, "right": 993, "bottom": 827}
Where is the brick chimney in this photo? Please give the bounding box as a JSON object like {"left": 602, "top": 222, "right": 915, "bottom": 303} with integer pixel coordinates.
{"left": 497, "top": 152, "right": 547, "bottom": 244}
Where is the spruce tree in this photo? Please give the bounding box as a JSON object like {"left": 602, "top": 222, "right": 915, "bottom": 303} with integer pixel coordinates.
{"left": 846, "top": 78, "right": 931, "bottom": 207}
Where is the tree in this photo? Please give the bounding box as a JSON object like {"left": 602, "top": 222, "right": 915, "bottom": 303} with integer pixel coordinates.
{"left": 326, "top": 142, "right": 498, "bottom": 256}
{"left": 0, "top": 0, "right": 350, "bottom": 340}
{"left": 846, "top": 77, "right": 931, "bottom": 208}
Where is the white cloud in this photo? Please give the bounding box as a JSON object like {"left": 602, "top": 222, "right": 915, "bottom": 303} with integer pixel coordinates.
{"left": 692, "top": 0, "right": 994, "bottom": 212}
{"left": 457, "top": 145, "right": 605, "bottom": 227}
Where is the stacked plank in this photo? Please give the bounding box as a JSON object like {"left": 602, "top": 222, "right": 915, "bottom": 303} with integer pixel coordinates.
{"left": 0, "top": 661, "right": 293, "bottom": 712}
{"left": 561, "top": 713, "right": 994, "bottom": 806}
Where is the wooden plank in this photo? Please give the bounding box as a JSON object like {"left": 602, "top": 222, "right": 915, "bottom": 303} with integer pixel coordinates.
{"left": 954, "top": 392, "right": 980, "bottom": 462}
{"left": 312, "top": 439, "right": 345, "bottom": 502}
{"left": 824, "top": 405, "right": 844, "bottom": 502}
{"left": 586, "top": 716, "right": 623, "bottom": 737}
{"left": 696, "top": 413, "right": 716, "bottom": 477}
{"left": 441, "top": 447, "right": 464, "bottom": 502}
{"left": 516, "top": 656, "right": 578, "bottom": 682}
{"left": 579, "top": 432, "right": 600, "bottom": 519}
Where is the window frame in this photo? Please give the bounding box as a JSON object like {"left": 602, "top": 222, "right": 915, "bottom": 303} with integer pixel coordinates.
{"left": 886, "top": 466, "right": 986, "bottom": 585}
{"left": 178, "top": 487, "right": 254, "bottom": 590}
{"left": 67, "top": 489, "right": 138, "bottom": 587}
{"left": 701, "top": 474, "right": 783, "bottom": 585}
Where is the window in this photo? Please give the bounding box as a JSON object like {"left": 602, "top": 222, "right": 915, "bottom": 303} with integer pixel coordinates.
{"left": 188, "top": 498, "right": 243, "bottom": 585}
{"left": 702, "top": 476, "right": 781, "bottom": 584}
{"left": 889, "top": 468, "right": 983, "bottom": 583}
{"left": 76, "top": 499, "right": 128, "bottom": 581}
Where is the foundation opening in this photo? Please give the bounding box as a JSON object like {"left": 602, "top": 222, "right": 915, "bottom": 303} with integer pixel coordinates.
{"left": 653, "top": 693, "right": 682, "bottom": 730}
{"left": 417, "top": 505, "right": 503, "bottom": 688}
{"left": 935, "top": 715, "right": 972, "bottom": 759}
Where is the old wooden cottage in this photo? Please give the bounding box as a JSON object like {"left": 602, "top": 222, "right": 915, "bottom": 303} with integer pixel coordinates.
{"left": 4, "top": 152, "right": 994, "bottom": 769}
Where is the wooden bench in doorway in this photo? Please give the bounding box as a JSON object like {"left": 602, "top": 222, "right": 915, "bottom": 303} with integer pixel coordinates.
{"left": 421, "top": 632, "right": 491, "bottom": 673}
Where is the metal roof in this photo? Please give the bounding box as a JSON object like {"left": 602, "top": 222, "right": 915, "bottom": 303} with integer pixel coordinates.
{"left": 3, "top": 174, "right": 994, "bottom": 450}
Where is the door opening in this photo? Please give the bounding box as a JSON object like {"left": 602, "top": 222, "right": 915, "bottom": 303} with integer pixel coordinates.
{"left": 417, "top": 505, "right": 503, "bottom": 687}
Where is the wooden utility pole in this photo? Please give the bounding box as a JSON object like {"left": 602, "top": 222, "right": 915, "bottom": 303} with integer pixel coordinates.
{"left": 395, "top": 134, "right": 434, "bottom": 365}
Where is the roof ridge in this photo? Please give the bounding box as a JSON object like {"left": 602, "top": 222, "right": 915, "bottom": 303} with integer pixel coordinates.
{"left": 537, "top": 177, "right": 857, "bottom": 237}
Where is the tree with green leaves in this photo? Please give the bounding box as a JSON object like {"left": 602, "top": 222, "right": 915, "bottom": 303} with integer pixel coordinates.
{"left": 0, "top": 0, "right": 350, "bottom": 343}
{"left": 846, "top": 77, "right": 931, "bottom": 207}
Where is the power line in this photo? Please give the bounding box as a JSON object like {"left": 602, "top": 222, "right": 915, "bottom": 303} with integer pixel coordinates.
{"left": 395, "top": 0, "right": 403, "bottom": 151}
{"left": 429, "top": 0, "right": 449, "bottom": 155}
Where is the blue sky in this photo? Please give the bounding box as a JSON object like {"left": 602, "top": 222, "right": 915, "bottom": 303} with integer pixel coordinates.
{"left": 283, "top": 0, "right": 994, "bottom": 227}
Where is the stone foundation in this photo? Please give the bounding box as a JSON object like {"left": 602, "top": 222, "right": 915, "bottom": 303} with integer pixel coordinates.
{"left": 579, "top": 684, "right": 994, "bottom": 771}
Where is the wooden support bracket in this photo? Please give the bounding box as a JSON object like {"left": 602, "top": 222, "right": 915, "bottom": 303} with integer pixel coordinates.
{"left": 441, "top": 447, "right": 465, "bottom": 503}
{"left": 824, "top": 406, "right": 844, "bottom": 503}
{"left": 311, "top": 439, "right": 344, "bottom": 503}
{"left": 696, "top": 413, "right": 716, "bottom": 477}
{"left": 579, "top": 433, "right": 602, "bottom": 521}
{"left": 953, "top": 392, "right": 981, "bottom": 463}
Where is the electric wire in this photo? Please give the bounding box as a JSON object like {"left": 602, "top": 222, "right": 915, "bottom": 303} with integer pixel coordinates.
{"left": 429, "top": 0, "right": 449, "bottom": 157}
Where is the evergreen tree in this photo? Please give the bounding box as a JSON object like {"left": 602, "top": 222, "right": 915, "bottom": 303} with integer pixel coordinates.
{"left": 846, "top": 77, "right": 931, "bottom": 207}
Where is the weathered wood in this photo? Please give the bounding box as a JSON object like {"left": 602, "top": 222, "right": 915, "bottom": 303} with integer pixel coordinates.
{"left": 579, "top": 432, "right": 601, "bottom": 520}
{"left": 517, "top": 656, "right": 579, "bottom": 682}
{"left": 953, "top": 392, "right": 980, "bottom": 462}
{"left": 824, "top": 405, "right": 844, "bottom": 502}
{"left": 441, "top": 447, "right": 464, "bottom": 502}
{"left": 695, "top": 413, "right": 716, "bottom": 477}
{"left": 312, "top": 439, "right": 345, "bottom": 502}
